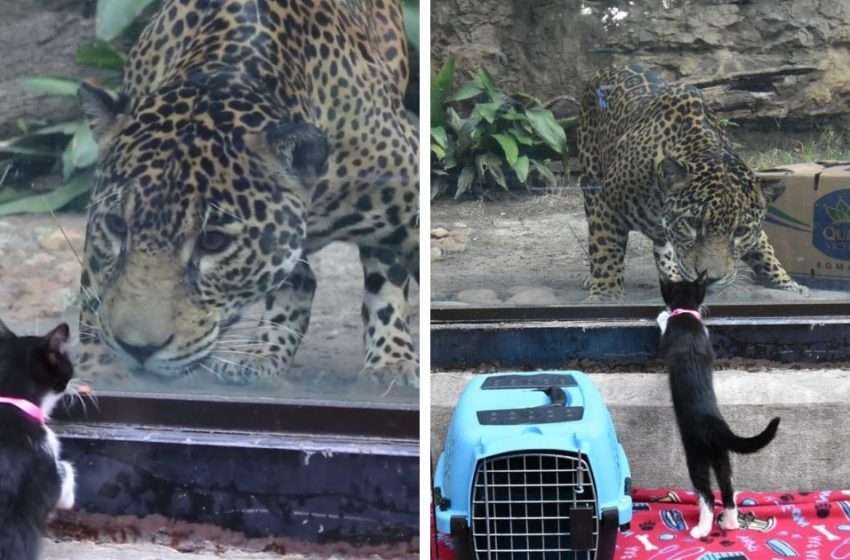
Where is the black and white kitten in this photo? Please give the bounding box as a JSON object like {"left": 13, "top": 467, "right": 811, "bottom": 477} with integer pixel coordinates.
{"left": 657, "top": 273, "right": 780, "bottom": 539}
{"left": 0, "top": 319, "right": 76, "bottom": 560}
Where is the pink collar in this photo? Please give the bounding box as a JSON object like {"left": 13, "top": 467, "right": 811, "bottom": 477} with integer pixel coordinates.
{"left": 0, "top": 396, "right": 44, "bottom": 423}
{"left": 670, "top": 308, "right": 702, "bottom": 321}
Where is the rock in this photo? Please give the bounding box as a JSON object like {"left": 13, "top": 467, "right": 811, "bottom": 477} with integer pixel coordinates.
{"left": 38, "top": 229, "right": 72, "bottom": 252}
{"left": 436, "top": 237, "right": 467, "bottom": 253}
{"left": 506, "top": 287, "right": 561, "bottom": 305}
{"left": 433, "top": 0, "right": 850, "bottom": 128}
{"left": 431, "top": 227, "right": 449, "bottom": 238}
{"left": 431, "top": 246, "right": 443, "bottom": 261}
{"left": 449, "top": 228, "right": 474, "bottom": 237}
{"left": 456, "top": 288, "right": 501, "bottom": 304}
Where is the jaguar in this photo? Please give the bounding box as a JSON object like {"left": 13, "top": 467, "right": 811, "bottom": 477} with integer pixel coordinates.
{"left": 76, "top": 0, "right": 419, "bottom": 387}
{"left": 576, "top": 63, "right": 803, "bottom": 301}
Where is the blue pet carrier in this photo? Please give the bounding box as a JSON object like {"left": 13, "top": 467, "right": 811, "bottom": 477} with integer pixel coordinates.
{"left": 434, "top": 371, "right": 632, "bottom": 560}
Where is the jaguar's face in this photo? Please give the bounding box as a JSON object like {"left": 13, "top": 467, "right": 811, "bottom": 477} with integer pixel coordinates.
{"left": 79, "top": 85, "right": 328, "bottom": 377}
{"left": 659, "top": 155, "right": 784, "bottom": 290}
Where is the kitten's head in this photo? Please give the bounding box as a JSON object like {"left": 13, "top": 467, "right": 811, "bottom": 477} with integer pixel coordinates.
{"left": 660, "top": 270, "right": 708, "bottom": 311}
{"left": 0, "top": 320, "right": 73, "bottom": 417}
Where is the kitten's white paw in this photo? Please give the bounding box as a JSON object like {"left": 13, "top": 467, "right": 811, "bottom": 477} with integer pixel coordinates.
{"left": 689, "top": 525, "right": 710, "bottom": 539}
{"left": 720, "top": 508, "right": 740, "bottom": 530}
{"left": 56, "top": 460, "right": 76, "bottom": 510}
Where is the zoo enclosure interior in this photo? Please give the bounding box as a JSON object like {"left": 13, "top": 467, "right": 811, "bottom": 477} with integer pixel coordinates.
{"left": 431, "top": 0, "right": 850, "bottom": 309}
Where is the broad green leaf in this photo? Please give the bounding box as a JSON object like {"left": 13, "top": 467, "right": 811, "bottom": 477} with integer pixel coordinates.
{"left": 531, "top": 159, "right": 558, "bottom": 187}
{"left": 449, "top": 80, "right": 485, "bottom": 102}
{"left": 431, "top": 144, "right": 445, "bottom": 160}
{"left": 509, "top": 92, "right": 542, "bottom": 107}
{"left": 455, "top": 113, "right": 482, "bottom": 154}
{"left": 96, "top": 0, "right": 157, "bottom": 41}
{"left": 431, "top": 126, "right": 448, "bottom": 149}
{"left": 447, "top": 108, "right": 463, "bottom": 132}
{"left": 491, "top": 133, "right": 519, "bottom": 166}
{"left": 526, "top": 108, "right": 567, "bottom": 154}
{"left": 478, "top": 68, "right": 502, "bottom": 102}
{"left": 510, "top": 127, "right": 535, "bottom": 146}
{"left": 456, "top": 165, "right": 475, "bottom": 198}
{"left": 401, "top": 0, "right": 419, "bottom": 52}
{"left": 21, "top": 76, "right": 80, "bottom": 97}
{"left": 76, "top": 41, "right": 126, "bottom": 71}
{"left": 61, "top": 123, "right": 99, "bottom": 179}
{"left": 431, "top": 58, "right": 455, "bottom": 128}
{"left": 472, "top": 102, "right": 501, "bottom": 124}
{"left": 0, "top": 171, "right": 93, "bottom": 216}
{"left": 32, "top": 120, "right": 88, "bottom": 136}
{"left": 477, "top": 153, "right": 507, "bottom": 190}
{"left": 502, "top": 112, "right": 530, "bottom": 121}
{"left": 512, "top": 155, "right": 530, "bottom": 183}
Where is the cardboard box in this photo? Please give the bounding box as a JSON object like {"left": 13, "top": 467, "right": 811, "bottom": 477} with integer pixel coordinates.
{"left": 758, "top": 162, "right": 850, "bottom": 289}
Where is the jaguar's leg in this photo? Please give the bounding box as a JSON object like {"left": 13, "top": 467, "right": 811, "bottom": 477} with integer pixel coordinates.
{"left": 207, "top": 260, "right": 316, "bottom": 384}
{"left": 586, "top": 198, "right": 630, "bottom": 302}
{"left": 359, "top": 246, "right": 418, "bottom": 388}
{"left": 653, "top": 241, "right": 684, "bottom": 283}
{"left": 742, "top": 231, "right": 808, "bottom": 295}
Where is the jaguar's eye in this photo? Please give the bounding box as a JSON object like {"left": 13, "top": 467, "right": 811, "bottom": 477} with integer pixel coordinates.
{"left": 197, "top": 231, "right": 233, "bottom": 254}
{"left": 734, "top": 226, "right": 749, "bottom": 238}
{"left": 104, "top": 214, "right": 127, "bottom": 237}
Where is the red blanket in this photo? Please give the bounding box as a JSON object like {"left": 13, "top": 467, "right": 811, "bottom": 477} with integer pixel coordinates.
{"left": 433, "top": 489, "right": 850, "bottom": 559}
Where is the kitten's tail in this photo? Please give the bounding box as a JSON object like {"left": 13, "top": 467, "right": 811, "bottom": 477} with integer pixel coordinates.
{"left": 708, "top": 416, "right": 781, "bottom": 454}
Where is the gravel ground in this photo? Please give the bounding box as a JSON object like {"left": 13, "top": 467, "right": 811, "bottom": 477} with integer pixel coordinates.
{"left": 431, "top": 188, "right": 850, "bottom": 306}
{"left": 0, "top": 213, "right": 419, "bottom": 402}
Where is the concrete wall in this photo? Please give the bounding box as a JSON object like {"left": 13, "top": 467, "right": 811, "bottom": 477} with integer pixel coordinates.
{"left": 430, "top": 369, "right": 850, "bottom": 491}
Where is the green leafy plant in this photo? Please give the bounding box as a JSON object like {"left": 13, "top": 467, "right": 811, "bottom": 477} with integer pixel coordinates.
{"left": 431, "top": 61, "right": 568, "bottom": 199}
{"left": 0, "top": 0, "right": 149, "bottom": 215}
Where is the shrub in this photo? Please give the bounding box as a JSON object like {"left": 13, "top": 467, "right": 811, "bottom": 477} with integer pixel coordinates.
{"left": 431, "top": 59, "right": 568, "bottom": 199}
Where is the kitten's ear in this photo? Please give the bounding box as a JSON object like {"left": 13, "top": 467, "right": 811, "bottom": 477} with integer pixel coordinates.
{"left": 0, "top": 319, "right": 15, "bottom": 339}
{"left": 43, "top": 323, "right": 70, "bottom": 365}
{"left": 696, "top": 270, "right": 709, "bottom": 301}
{"left": 659, "top": 278, "right": 672, "bottom": 305}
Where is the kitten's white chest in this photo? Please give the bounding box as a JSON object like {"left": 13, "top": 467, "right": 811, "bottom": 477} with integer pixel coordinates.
{"left": 657, "top": 310, "right": 671, "bottom": 334}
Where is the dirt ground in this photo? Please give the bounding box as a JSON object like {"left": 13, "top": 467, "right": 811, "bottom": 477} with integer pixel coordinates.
{"left": 431, "top": 187, "right": 850, "bottom": 306}
{"left": 0, "top": 213, "right": 419, "bottom": 402}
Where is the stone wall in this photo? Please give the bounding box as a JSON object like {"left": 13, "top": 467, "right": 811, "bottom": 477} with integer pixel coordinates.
{"left": 432, "top": 0, "right": 850, "bottom": 128}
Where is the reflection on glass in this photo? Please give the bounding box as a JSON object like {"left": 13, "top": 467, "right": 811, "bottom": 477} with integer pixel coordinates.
{"left": 0, "top": 0, "right": 419, "bottom": 401}
{"left": 430, "top": 0, "right": 850, "bottom": 308}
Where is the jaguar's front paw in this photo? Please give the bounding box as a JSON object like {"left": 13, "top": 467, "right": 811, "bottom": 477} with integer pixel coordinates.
{"left": 361, "top": 358, "right": 419, "bottom": 390}
{"left": 773, "top": 278, "right": 809, "bottom": 297}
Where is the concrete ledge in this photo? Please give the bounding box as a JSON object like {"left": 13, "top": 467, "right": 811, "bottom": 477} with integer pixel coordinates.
{"left": 430, "top": 369, "right": 850, "bottom": 491}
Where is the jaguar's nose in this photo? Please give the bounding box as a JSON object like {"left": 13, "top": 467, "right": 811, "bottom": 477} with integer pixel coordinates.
{"left": 114, "top": 334, "right": 173, "bottom": 364}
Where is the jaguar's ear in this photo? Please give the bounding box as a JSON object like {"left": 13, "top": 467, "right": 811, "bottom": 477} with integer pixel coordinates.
{"left": 78, "top": 82, "right": 128, "bottom": 142}
{"left": 657, "top": 156, "right": 690, "bottom": 192}
{"left": 264, "top": 123, "right": 330, "bottom": 186}
{"left": 759, "top": 177, "right": 786, "bottom": 203}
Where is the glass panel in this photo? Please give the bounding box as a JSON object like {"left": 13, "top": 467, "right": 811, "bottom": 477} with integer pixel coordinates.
{"left": 431, "top": 0, "right": 850, "bottom": 308}
{"left": 0, "top": 0, "right": 419, "bottom": 403}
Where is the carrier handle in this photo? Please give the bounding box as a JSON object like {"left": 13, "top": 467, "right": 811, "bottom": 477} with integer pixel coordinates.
{"left": 535, "top": 385, "right": 567, "bottom": 406}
